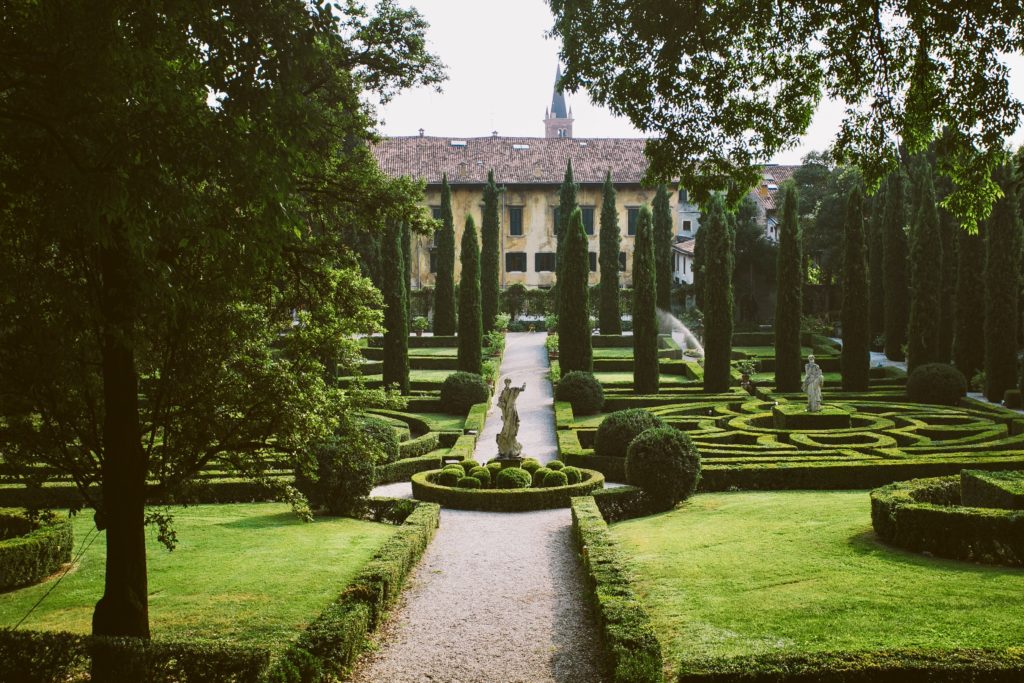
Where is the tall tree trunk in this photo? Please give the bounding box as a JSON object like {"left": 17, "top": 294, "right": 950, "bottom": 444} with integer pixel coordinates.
{"left": 93, "top": 244, "right": 149, "bottom": 642}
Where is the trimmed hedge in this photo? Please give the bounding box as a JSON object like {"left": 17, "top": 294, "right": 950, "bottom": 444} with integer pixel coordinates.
{"left": 675, "top": 648, "right": 1024, "bottom": 682}
{"left": 906, "top": 363, "right": 967, "bottom": 406}
{"left": 871, "top": 476, "right": 1023, "bottom": 566}
{"left": 0, "top": 511, "right": 73, "bottom": 590}
{"left": 398, "top": 432, "right": 440, "bottom": 459}
{"left": 440, "top": 372, "right": 490, "bottom": 414}
{"left": 625, "top": 428, "right": 701, "bottom": 511}
{"left": 591, "top": 485, "right": 660, "bottom": 522}
{"left": 464, "top": 402, "right": 489, "bottom": 433}
{"left": 410, "top": 469, "right": 605, "bottom": 511}
{"left": 570, "top": 496, "right": 663, "bottom": 683}
{"left": 375, "top": 451, "right": 443, "bottom": 485}
{"left": 369, "top": 335, "right": 458, "bottom": 348}
{"left": 555, "top": 371, "right": 605, "bottom": 415}
{"left": 595, "top": 409, "right": 668, "bottom": 458}
{"left": 961, "top": 469, "right": 1024, "bottom": 510}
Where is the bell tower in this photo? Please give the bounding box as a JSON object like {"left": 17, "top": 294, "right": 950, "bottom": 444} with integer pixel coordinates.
{"left": 544, "top": 65, "right": 573, "bottom": 138}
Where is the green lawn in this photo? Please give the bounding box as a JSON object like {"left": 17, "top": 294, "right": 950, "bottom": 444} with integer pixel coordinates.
{"left": 408, "top": 347, "right": 458, "bottom": 357}
{"left": 0, "top": 504, "right": 396, "bottom": 655}
{"left": 734, "top": 346, "right": 815, "bottom": 358}
{"left": 412, "top": 412, "right": 466, "bottom": 432}
{"left": 611, "top": 491, "right": 1024, "bottom": 675}
{"left": 593, "top": 347, "right": 635, "bottom": 359}
{"left": 594, "top": 371, "right": 695, "bottom": 386}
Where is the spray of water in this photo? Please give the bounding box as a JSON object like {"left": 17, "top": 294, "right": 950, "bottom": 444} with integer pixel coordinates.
{"left": 656, "top": 308, "right": 704, "bottom": 358}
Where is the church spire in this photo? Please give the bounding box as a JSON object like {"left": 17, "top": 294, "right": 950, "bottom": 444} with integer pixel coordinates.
{"left": 544, "top": 64, "right": 574, "bottom": 138}
{"left": 550, "top": 65, "right": 568, "bottom": 119}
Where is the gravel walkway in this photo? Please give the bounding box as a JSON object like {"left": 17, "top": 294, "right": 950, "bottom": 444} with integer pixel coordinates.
{"left": 351, "top": 333, "right": 606, "bottom": 683}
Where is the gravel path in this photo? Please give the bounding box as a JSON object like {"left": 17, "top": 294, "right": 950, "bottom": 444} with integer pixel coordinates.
{"left": 351, "top": 333, "right": 606, "bottom": 683}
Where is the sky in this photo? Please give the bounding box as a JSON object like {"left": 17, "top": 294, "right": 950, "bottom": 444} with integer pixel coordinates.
{"left": 377, "top": 0, "right": 1024, "bottom": 164}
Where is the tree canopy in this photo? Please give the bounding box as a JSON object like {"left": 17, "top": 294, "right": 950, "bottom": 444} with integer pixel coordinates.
{"left": 550, "top": 0, "right": 1023, "bottom": 229}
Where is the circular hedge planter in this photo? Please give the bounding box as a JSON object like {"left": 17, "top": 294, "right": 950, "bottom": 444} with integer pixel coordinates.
{"left": 411, "top": 468, "right": 605, "bottom": 511}
{"left": 870, "top": 476, "right": 1023, "bottom": 567}
{"left": 0, "top": 512, "right": 74, "bottom": 590}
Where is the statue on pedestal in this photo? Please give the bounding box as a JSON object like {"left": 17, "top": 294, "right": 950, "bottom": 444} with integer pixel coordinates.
{"left": 496, "top": 378, "right": 526, "bottom": 458}
{"left": 802, "top": 355, "right": 824, "bottom": 412}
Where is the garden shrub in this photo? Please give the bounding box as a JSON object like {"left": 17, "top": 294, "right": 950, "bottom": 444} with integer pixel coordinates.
{"left": 521, "top": 458, "right": 542, "bottom": 474}
{"left": 594, "top": 409, "right": 667, "bottom": 458}
{"left": 460, "top": 459, "right": 479, "bottom": 473}
{"left": 411, "top": 470, "right": 604, "bottom": 511}
{"left": 294, "top": 431, "right": 379, "bottom": 516}
{"left": 547, "top": 460, "right": 565, "bottom": 471}
{"left": 1004, "top": 389, "right": 1022, "bottom": 409}
{"left": 906, "top": 362, "right": 967, "bottom": 406}
{"left": 495, "top": 467, "right": 532, "bottom": 489}
{"left": 625, "top": 428, "right": 701, "bottom": 512}
{"left": 486, "top": 462, "right": 502, "bottom": 479}
{"left": 532, "top": 467, "right": 553, "bottom": 487}
{"left": 469, "top": 466, "right": 491, "bottom": 487}
{"left": 457, "top": 476, "right": 480, "bottom": 489}
{"left": 562, "top": 466, "right": 582, "bottom": 484}
{"left": 436, "top": 469, "right": 462, "bottom": 487}
{"left": 555, "top": 371, "right": 605, "bottom": 415}
{"left": 543, "top": 470, "right": 569, "bottom": 487}
{"left": 360, "top": 416, "right": 401, "bottom": 464}
{"left": 439, "top": 371, "right": 490, "bottom": 414}
{"left": 0, "top": 512, "right": 73, "bottom": 590}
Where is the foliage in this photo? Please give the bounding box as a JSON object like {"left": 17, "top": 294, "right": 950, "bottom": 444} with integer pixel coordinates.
{"left": 563, "top": 466, "right": 582, "bottom": 484}
{"left": 532, "top": 467, "right": 553, "bottom": 487}
{"left": 439, "top": 372, "right": 489, "bottom": 415}
{"left": 484, "top": 329, "right": 506, "bottom": 358}
{"left": 555, "top": 160, "right": 580, "bottom": 310}
{"left": 549, "top": 1, "right": 1021, "bottom": 230}
{"left": 953, "top": 227, "right": 986, "bottom": 379}
{"left": 410, "top": 286, "right": 433, "bottom": 321}
{"left": 984, "top": 164, "right": 1021, "bottom": 402}
{"left": 521, "top": 458, "right": 543, "bottom": 474}
{"left": 526, "top": 288, "right": 551, "bottom": 317}
{"left": 0, "top": 512, "right": 73, "bottom": 590}
{"left": 411, "top": 316, "right": 429, "bottom": 334}
{"left": 652, "top": 185, "right": 674, "bottom": 312}
{"left": 555, "top": 371, "right": 605, "bottom": 416}
{"left": 383, "top": 222, "right": 410, "bottom": 394}
{"left": 558, "top": 208, "right": 593, "bottom": 373}
{"left": 625, "top": 428, "right": 701, "bottom": 512}
{"left": 732, "top": 196, "right": 776, "bottom": 323}
{"left": 882, "top": 169, "right": 910, "bottom": 361}
{"left": 0, "top": 0, "right": 441, "bottom": 639}
{"left": 868, "top": 182, "right": 887, "bottom": 340}
{"left": 547, "top": 460, "right": 565, "bottom": 471}
{"left": 494, "top": 468, "right": 532, "bottom": 490}
{"left": 692, "top": 221, "right": 706, "bottom": 311}
{"left": 543, "top": 470, "right": 570, "bottom": 488}
{"left": 702, "top": 195, "right": 735, "bottom": 392}
{"left": 502, "top": 283, "right": 529, "bottom": 321}
{"left": 775, "top": 183, "right": 803, "bottom": 391}
{"left": 457, "top": 216, "right": 483, "bottom": 375}
{"left": 457, "top": 476, "right": 480, "bottom": 489}
{"left": 359, "top": 416, "right": 401, "bottom": 465}
{"left": 841, "top": 186, "right": 871, "bottom": 391}
{"left": 906, "top": 363, "right": 967, "bottom": 406}
{"left": 599, "top": 172, "right": 623, "bottom": 334}
{"left": 906, "top": 157, "right": 943, "bottom": 373}
{"left": 480, "top": 170, "right": 501, "bottom": 335}
{"left": 632, "top": 205, "right": 660, "bottom": 393}
{"left": 594, "top": 409, "right": 668, "bottom": 459}
{"left": 433, "top": 175, "right": 457, "bottom": 335}
{"left": 294, "top": 429, "right": 381, "bottom": 518}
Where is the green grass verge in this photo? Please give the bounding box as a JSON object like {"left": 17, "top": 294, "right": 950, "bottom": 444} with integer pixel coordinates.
{"left": 610, "top": 490, "right": 1024, "bottom": 679}
{"left": 0, "top": 504, "right": 397, "bottom": 658}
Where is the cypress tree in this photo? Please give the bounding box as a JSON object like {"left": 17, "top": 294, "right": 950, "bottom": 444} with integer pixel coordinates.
{"left": 953, "top": 226, "right": 986, "bottom": 380}
{"left": 936, "top": 178, "right": 957, "bottom": 362}
{"left": 598, "top": 172, "right": 622, "bottom": 334}
{"left": 774, "top": 182, "right": 803, "bottom": 392}
{"left": 882, "top": 170, "right": 909, "bottom": 361}
{"left": 402, "top": 221, "right": 412, "bottom": 320}
{"left": 906, "top": 157, "right": 943, "bottom": 373}
{"left": 984, "top": 163, "right": 1021, "bottom": 401}
{"left": 433, "top": 174, "right": 457, "bottom": 335}
{"left": 692, "top": 223, "right": 706, "bottom": 310}
{"left": 632, "top": 205, "right": 659, "bottom": 393}
{"left": 558, "top": 208, "right": 593, "bottom": 373}
{"left": 458, "top": 215, "right": 483, "bottom": 375}
{"left": 480, "top": 170, "right": 501, "bottom": 335}
{"left": 554, "top": 160, "right": 578, "bottom": 312}
{"left": 868, "top": 183, "right": 886, "bottom": 341}
{"left": 653, "top": 184, "right": 674, "bottom": 312}
{"left": 841, "top": 186, "right": 870, "bottom": 391}
{"left": 702, "top": 195, "right": 734, "bottom": 392}
{"left": 382, "top": 221, "right": 410, "bottom": 394}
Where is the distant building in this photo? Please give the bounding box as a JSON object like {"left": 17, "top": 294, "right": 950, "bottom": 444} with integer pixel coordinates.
{"left": 672, "top": 238, "right": 695, "bottom": 285}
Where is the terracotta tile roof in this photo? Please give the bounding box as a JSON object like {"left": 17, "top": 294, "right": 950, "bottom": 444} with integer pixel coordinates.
{"left": 673, "top": 239, "right": 695, "bottom": 256}
{"left": 372, "top": 136, "right": 651, "bottom": 186}
{"left": 752, "top": 164, "right": 801, "bottom": 211}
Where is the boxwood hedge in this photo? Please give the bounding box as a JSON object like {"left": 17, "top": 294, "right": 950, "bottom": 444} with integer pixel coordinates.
{"left": 411, "top": 468, "right": 605, "bottom": 511}
{"left": 0, "top": 511, "right": 73, "bottom": 590}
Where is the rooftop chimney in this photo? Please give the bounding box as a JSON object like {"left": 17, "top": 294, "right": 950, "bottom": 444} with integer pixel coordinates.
{"left": 418, "top": 128, "right": 424, "bottom": 137}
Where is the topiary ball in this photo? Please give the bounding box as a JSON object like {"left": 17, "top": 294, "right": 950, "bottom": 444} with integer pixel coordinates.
{"left": 495, "top": 467, "right": 532, "bottom": 489}
{"left": 1004, "top": 389, "right": 1022, "bottom": 409}
{"left": 436, "top": 469, "right": 462, "bottom": 487}
{"left": 595, "top": 409, "right": 668, "bottom": 458}
{"left": 532, "top": 467, "right": 552, "bottom": 487}
{"left": 360, "top": 415, "right": 401, "bottom": 464}
{"left": 457, "top": 476, "right": 481, "bottom": 489}
{"left": 625, "top": 427, "right": 701, "bottom": 512}
{"left": 562, "top": 466, "right": 582, "bottom": 484}
{"left": 469, "top": 466, "right": 491, "bottom": 487}
{"left": 521, "top": 458, "right": 542, "bottom": 474}
{"left": 440, "top": 371, "right": 491, "bottom": 414}
{"left": 555, "top": 371, "right": 605, "bottom": 415}
{"left": 542, "top": 470, "right": 569, "bottom": 487}
{"left": 906, "top": 363, "right": 967, "bottom": 406}
{"left": 547, "top": 460, "right": 565, "bottom": 471}
{"left": 461, "top": 459, "right": 480, "bottom": 473}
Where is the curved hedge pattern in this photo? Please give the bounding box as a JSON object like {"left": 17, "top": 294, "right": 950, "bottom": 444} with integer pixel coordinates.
{"left": 411, "top": 468, "right": 605, "bottom": 511}
{"left": 0, "top": 512, "right": 73, "bottom": 590}
{"left": 871, "top": 475, "right": 1024, "bottom": 567}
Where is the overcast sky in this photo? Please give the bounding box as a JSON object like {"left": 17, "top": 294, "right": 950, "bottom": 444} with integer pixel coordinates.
{"left": 377, "top": 0, "right": 1024, "bottom": 164}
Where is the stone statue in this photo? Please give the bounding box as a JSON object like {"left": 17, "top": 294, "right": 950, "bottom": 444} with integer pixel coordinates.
{"left": 496, "top": 378, "right": 526, "bottom": 458}
{"left": 802, "top": 355, "right": 824, "bottom": 412}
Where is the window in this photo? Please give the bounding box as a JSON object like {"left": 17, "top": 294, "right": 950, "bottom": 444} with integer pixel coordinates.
{"left": 683, "top": 257, "right": 687, "bottom": 274}
{"left": 552, "top": 207, "right": 560, "bottom": 236}
{"left": 430, "top": 205, "right": 443, "bottom": 220}
{"left": 535, "top": 252, "right": 557, "bottom": 272}
{"left": 683, "top": 219, "right": 692, "bottom": 232}
{"left": 582, "top": 206, "right": 595, "bottom": 235}
{"left": 429, "top": 251, "right": 437, "bottom": 273}
{"left": 505, "top": 252, "right": 527, "bottom": 272}
{"left": 619, "top": 251, "right": 627, "bottom": 271}
{"left": 627, "top": 207, "right": 640, "bottom": 236}
{"left": 679, "top": 188, "right": 689, "bottom": 203}
{"left": 589, "top": 252, "right": 597, "bottom": 272}
{"left": 674, "top": 254, "right": 679, "bottom": 270}
{"left": 430, "top": 206, "right": 443, "bottom": 245}
{"left": 508, "top": 206, "right": 524, "bottom": 236}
